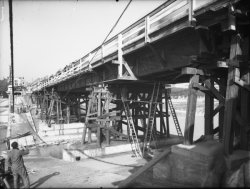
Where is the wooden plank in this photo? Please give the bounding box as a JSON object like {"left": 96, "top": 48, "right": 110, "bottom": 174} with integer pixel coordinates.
{"left": 184, "top": 74, "right": 199, "bottom": 145}
{"left": 118, "top": 149, "right": 171, "bottom": 188}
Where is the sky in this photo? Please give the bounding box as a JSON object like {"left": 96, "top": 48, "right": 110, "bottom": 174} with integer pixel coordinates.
{"left": 0, "top": 0, "right": 166, "bottom": 82}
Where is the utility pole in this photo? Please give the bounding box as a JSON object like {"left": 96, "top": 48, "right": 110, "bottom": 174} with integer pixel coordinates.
{"left": 8, "top": 0, "right": 14, "bottom": 113}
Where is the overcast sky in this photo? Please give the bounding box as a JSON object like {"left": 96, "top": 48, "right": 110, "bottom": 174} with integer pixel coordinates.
{"left": 0, "top": 0, "right": 165, "bottom": 82}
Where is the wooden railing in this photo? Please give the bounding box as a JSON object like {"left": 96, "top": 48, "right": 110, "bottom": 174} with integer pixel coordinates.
{"left": 32, "top": 0, "right": 219, "bottom": 91}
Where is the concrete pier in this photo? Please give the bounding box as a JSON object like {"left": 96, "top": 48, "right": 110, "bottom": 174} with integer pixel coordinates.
{"left": 153, "top": 140, "right": 227, "bottom": 187}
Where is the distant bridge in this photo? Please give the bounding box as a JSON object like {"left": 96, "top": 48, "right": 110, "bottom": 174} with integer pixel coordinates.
{"left": 29, "top": 0, "right": 250, "bottom": 157}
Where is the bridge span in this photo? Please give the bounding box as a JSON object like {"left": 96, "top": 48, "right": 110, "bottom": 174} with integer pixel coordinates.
{"left": 29, "top": 0, "right": 249, "bottom": 160}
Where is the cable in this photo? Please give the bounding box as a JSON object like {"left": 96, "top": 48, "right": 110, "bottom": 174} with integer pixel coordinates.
{"left": 99, "top": 0, "right": 132, "bottom": 50}
{"left": 59, "top": 0, "right": 133, "bottom": 100}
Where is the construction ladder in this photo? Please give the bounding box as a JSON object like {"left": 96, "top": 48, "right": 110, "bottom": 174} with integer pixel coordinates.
{"left": 122, "top": 98, "right": 142, "bottom": 157}
{"left": 142, "top": 82, "right": 160, "bottom": 156}
{"left": 167, "top": 93, "right": 183, "bottom": 138}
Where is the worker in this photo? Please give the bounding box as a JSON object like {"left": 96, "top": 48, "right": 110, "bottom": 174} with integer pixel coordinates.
{"left": 6, "top": 141, "right": 30, "bottom": 188}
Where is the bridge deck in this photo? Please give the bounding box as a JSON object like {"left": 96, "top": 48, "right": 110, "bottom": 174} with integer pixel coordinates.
{"left": 31, "top": 0, "right": 239, "bottom": 92}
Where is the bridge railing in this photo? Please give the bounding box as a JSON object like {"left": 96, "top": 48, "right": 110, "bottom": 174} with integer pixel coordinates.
{"left": 34, "top": 0, "right": 219, "bottom": 91}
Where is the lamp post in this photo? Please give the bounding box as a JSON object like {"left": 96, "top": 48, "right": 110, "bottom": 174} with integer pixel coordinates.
{"left": 8, "top": 0, "right": 14, "bottom": 113}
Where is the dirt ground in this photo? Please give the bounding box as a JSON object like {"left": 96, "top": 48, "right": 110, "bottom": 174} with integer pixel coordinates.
{"left": 24, "top": 152, "right": 146, "bottom": 188}
{"left": 1, "top": 97, "right": 148, "bottom": 188}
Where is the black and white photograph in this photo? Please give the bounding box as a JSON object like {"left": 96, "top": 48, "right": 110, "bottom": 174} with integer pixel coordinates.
{"left": 0, "top": 0, "right": 250, "bottom": 188}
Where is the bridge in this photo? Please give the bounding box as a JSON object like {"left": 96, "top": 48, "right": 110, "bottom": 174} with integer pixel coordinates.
{"left": 29, "top": 0, "right": 250, "bottom": 158}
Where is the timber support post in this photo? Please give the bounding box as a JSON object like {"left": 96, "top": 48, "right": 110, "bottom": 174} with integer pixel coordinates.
{"left": 181, "top": 67, "right": 204, "bottom": 145}
{"left": 184, "top": 74, "right": 199, "bottom": 145}
{"left": 204, "top": 78, "right": 214, "bottom": 137}
{"left": 219, "top": 78, "right": 226, "bottom": 141}
{"left": 223, "top": 34, "right": 242, "bottom": 155}
{"left": 121, "top": 86, "right": 130, "bottom": 143}
{"left": 164, "top": 88, "right": 170, "bottom": 138}
{"left": 66, "top": 101, "right": 70, "bottom": 124}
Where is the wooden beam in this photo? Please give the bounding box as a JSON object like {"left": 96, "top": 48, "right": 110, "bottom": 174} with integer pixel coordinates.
{"left": 213, "top": 126, "right": 219, "bottom": 134}
{"left": 217, "top": 61, "right": 228, "bottom": 68}
{"left": 122, "top": 60, "right": 137, "bottom": 80}
{"left": 213, "top": 77, "right": 226, "bottom": 92}
{"left": 88, "top": 127, "right": 92, "bottom": 143}
{"left": 195, "top": 25, "right": 212, "bottom": 53}
{"left": 147, "top": 44, "right": 167, "bottom": 68}
{"left": 159, "top": 95, "right": 166, "bottom": 135}
{"left": 235, "top": 113, "right": 250, "bottom": 132}
{"left": 234, "top": 78, "right": 250, "bottom": 91}
{"left": 82, "top": 92, "right": 92, "bottom": 144}
{"left": 240, "top": 72, "right": 250, "bottom": 150}
{"left": 223, "top": 34, "right": 241, "bottom": 155}
{"left": 165, "top": 90, "right": 170, "bottom": 137}
{"left": 78, "top": 96, "right": 81, "bottom": 122}
{"left": 66, "top": 104, "right": 70, "bottom": 124}
{"left": 184, "top": 74, "right": 199, "bottom": 145}
{"left": 111, "top": 60, "right": 120, "bottom": 64}
{"left": 118, "top": 34, "right": 123, "bottom": 77}
{"left": 118, "top": 149, "right": 171, "bottom": 188}
{"left": 204, "top": 79, "right": 214, "bottom": 136}
{"left": 223, "top": 70, "right": 238, "bottom": 155}
{"left": 181, "top": 67, "right": 205, "bottom": 76}
{"left": 192, "top": 83, "right": 209, "bottom": 91}
{"left": 106, "top": 127, "right": 128, "bottom": 138}
{"left": 212, "top": 103, "right": 224, "bottom": 117}
{"left": 203, "top": 79, "right": 225, "bottom": 103}
{"left": 97, "top": 127, "right": 101, "bottom": 147}
{"left": 56, "top": 100, "right": 59, "bottom": 124}
{"left": 219, "top": 78, "right": 226, "bottom": 141}
{"left": 105, "top": 93, "right": 110, "bottom": 146}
